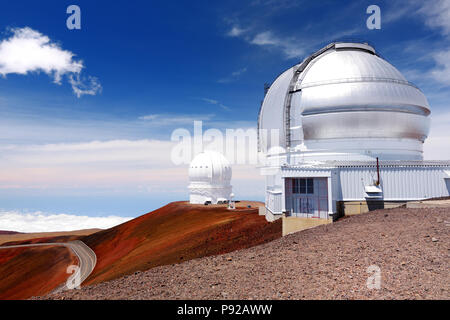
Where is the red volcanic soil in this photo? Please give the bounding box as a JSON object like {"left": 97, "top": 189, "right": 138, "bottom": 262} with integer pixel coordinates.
{"left": 0, "top": 201, "right": 279, "bottom": 299}
{"left": 2, "top": 235, "right": 82, "bottom": 246}
{"left": 0, "top": 231, "right": 22, "bottom": 235}
{"left": 42, "top": 206, "right": 449, "bottom": 300}
{"left": 0, "top": 229, "right": 100, "bottom": 246}
{"left": 82, "top": 201, "right": 281, "bottom": 285}
{"left": 0, "top": 246, "right": 77, "bottom": 300}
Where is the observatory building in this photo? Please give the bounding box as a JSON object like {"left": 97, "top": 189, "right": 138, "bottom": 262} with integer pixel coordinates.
{"left": 188, "top": 151, "right": 232, "bottom": 204}
{"left": 258, "top": 42, "right": 450, "bottom": 222}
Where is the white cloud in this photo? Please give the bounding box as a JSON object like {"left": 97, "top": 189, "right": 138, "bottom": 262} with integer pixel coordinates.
{"left": 225, "top": 23, "right": 306, "bottom": 59}
{"left": 250, "top": 31, "right": 304, "bottom": 59}
{"left": 414, "top": 1, "right": 450, "bottom": 87}
{"left": 200, "top": 98, "right": 231, "bottom": 111}
{"left": 382, "top": 0, "right": 426, "bottom": 25}
{"left": 418, "top": 0, "right": 450, "bottom": 36}
{"left": 231, "top": 68, "right": 247, "bottom": 77}
{"left": 227, "top": 26, "right": 246, "bottom": 37}
{"left": 218, "top": 67, "right": 247, "bottom": 83}
{"left": 138, "top": 113, "right": 214, "bottom": 124}
{"left": 251, "top": 31, "right": 278, "bottom": 46}
{"left": 69, "top": 74, "right": 102, "bottom": 98}
{"left": 0, "top": 139, "right": 180, "bottom": 192}
{"left": 0, "top": 130, "right": 265, "bottom": 201}
{"left": 138, "top": 114, "right": 158, "bottom": 121}
{"left": 0, "top": 139, "right": 175, "bottom": 168}
{"left": 224, "top": 2, "right": 361, "bottom": 60}
{"left": 0, "top": 27, "right": 100, "bottom": 97}
{"left": 0, "top": 27, "right": 82, "bottom": 80}
{"left": 231, "top": 25, "right": 358, "bottom": 60}
{"left": 0, "top": 110, "right": 263, "bottom": 203}
{"left": 429, "top": 50, "right": 450, "bottom": 86}
{"left": 0, "top": 210, "right": 132, "bottom": 233}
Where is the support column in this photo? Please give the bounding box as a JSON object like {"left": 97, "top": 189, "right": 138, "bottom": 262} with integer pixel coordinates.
{"left": 327, "top": 176, "right": 333, "bottom": 218}
{"left": 281, "top": 177, "right": 287, "bottom": 213}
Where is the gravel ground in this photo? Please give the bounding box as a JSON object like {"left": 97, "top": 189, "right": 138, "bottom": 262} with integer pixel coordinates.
{"left": 38, "top": 207, "right": 449, "bottom": 300}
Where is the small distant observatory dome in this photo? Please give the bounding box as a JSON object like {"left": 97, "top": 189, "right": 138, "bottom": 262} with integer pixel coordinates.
{"left": 188, "top": 151, "right": 232, "bottom": 204}
{"left": 258, "top": 42, "right": 431, "bottom": 161}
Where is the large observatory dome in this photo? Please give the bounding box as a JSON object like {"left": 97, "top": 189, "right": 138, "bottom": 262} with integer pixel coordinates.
{"left": 188, "top": 151, "right": 232, "bottom": 204}
{"left": 258, "top": 42, "right": 431, "bottom": 161}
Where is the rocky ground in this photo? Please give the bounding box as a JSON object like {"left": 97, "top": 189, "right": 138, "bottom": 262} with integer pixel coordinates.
{"left": 38, "top": 207, "right": 449, "bottom": 300}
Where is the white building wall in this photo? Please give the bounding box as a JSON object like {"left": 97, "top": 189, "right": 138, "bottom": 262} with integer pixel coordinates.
{"left": 265, "top": 173, "right": 283, "bottom": 214}
{"left": 266, "top": 190, "right": 283, "bottom": 214}
{"left": 273, "top": 163, "right": 450, "bottom": 221}
{"left": 337, "top": 166, "right": 450, "bottom": 201}
{"left": 189, "top": 185, "right": 232, "bottom": 204}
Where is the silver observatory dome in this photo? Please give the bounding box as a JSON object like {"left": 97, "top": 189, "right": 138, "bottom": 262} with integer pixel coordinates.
{"left": 258, "top": 42, "right": 431, "bottom": 161}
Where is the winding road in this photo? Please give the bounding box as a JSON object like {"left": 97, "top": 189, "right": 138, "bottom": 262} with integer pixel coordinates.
{"left": 0, "top": 240, "right": 96, "bottom": 290}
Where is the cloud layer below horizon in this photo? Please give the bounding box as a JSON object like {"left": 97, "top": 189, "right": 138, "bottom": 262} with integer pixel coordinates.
{"left": 0, "top": 210, "right": 132, "bottom": 233}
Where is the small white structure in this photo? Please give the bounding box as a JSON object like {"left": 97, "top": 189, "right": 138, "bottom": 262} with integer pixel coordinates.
{"left": 228, "top": 193, "right": 236, "bottom": 210}
{"left": 258, "top": 42, "right": 450, "bottom": 221}
{"left": 188, "top": 151, "right": 232, "bottom": 204}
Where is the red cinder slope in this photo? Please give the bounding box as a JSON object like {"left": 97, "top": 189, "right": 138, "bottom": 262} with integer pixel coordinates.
{"left": 0, "top": 231, "right": 22, "bottom": 235}
{"left": 82, "top": 201, "right": 281, "bottom": 285}
{"left": 0, "top": 229, "right": 100, "bottom": 246}
{"left": 0, "top": 246, "right": 77, "bottom": 300}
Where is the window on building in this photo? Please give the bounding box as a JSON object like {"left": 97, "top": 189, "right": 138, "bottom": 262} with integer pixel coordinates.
{"left": 307, "top": 178, "right": 314, "bottom": 194}
{"left": 292, "top": 178, "right": 314, "bottom": 194}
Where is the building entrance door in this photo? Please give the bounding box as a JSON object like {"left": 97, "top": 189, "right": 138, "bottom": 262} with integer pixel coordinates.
{"left": 289, "top": 178, "right": 328, "bottom": 219}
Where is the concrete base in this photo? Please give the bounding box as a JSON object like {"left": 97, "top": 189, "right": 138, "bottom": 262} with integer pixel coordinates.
{"left": 265, "top": 208, "right": 283, "bottom": 222}
{"left": 406, "top": 200, "right": 450, "bottom": 208}
{"left": 338, "top": 201, "right": 406, "bottom": 216}
{"left": 258, "top": 206, "right": 266, "bottom": 216}
{"left": 282, "top": 216, "right": 331, "bottom": 236}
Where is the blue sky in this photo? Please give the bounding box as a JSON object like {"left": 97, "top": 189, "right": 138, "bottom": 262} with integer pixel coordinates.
{"left": 0, "top": 0, "right": 449, "bottom": 231}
